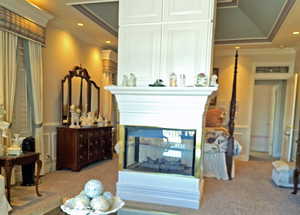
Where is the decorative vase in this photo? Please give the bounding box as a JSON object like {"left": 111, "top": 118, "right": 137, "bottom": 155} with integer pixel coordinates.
{"left": 169, "top": 73, "right": 177, "bottom": 87}
{"left": 128, "top": 73, "right": 136, "bottom": 87}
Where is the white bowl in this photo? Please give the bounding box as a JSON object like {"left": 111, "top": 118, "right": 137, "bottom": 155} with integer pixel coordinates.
{"left": 61, "top": 196, "right": 125, "bottom": 215}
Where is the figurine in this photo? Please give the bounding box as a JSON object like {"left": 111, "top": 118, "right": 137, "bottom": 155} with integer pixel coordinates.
{"left": 121, "top": 75, "right": 128, "bottom": 86}
{"left": 210, "top": 74, "right": 219, "bottom": 87}
{"left": 149, "top": 79, "right": 165, "bottom": 87}
{"left": 179, "top": 74, "right": 186, "bottom": 87}
{"left": 195, "top": 73, "right": 208, "bottom": 87}
{"left": 169, "top": 73, "right": 177, "bottom": 87}
{"left": 70, "top": 105, "right": 81, "bottom": 128}
{"left": 128, "top": 73, "right": 136, "bottom": 87}
{"left": 97, "top": 114, "right": 105, "bottom": 127}
{"left": 7, "top": 133, "right": 25, "bottom": 156}
{"left": 81, "top": 112, "right": 96, "bottom": 127}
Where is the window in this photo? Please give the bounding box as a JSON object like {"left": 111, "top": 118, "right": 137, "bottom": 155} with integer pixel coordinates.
{"left": 10, "top": 39, "right": 33, "bottom": 137}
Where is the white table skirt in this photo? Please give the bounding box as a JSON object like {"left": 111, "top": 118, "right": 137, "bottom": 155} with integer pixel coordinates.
{"left": 0, "top": 175, "right": 12, "bottom": 215}
{"left": 203, "top": 152, "right": 235, "bottom": 180}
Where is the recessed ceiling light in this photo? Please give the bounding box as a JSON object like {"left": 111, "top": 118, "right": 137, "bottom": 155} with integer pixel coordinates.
{"left": 235, "top": 46, "right": 240, "bottom": 49}
{"left": 77, "top": 23, "right": 84, "bottom": 27}
{"left": 292, "top": 31, "right": 299, "bottom": 35}
{"left": 105, "top": 40, "right": 111, "bottom": 44}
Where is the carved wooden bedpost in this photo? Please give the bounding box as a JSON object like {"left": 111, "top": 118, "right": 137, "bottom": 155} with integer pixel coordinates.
{"left": 292, "top": 120, "right": 300, "bottom": 194}
{"left": 226, "top": 49, "right": 239, "bottom": 180}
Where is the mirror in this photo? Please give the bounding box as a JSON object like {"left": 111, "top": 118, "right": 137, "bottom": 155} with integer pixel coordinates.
{"left": 61, "top": 66, "right": 100, "bottom": 125}
{"left": 91, "top": 81, "right": 100, "bottom": 114}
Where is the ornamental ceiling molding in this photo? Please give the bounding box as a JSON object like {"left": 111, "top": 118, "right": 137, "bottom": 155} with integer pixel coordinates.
{"left": 215, "top": 0, "right": 296, "bottom": 45}
{"left": 214, "top": 47, "right": 296, "bottom": 57}
{"left": 72, "top": 4, "right": 118, "bottom": 37}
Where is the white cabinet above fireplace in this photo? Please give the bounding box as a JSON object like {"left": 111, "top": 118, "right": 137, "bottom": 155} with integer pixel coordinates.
{"left": 118, "top": 0, "right": 215, "bottom": 87}
{"left": 119, "top": 0, "right": 162, "bottom": 25}
{"left": 119, "top": 25, "right": 161, "bottom": 87}
{"left": 163, "top": 0, "right": 213, "bottom": 22}
{"left": 119, "top": 0, "right": 214, "bottom": 25}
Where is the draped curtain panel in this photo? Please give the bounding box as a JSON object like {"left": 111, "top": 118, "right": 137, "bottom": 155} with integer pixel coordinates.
{"left": 0, "top": 30, "right": 18, "bottom": 183}
{"left": 26, "top": 40, "right": 45, "bottom": 173}
{"left": 0, "top": 30, "right": 17, "bottom": 130}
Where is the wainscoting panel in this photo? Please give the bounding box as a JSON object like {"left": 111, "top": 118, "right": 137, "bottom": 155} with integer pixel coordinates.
{"left": 43, "top": 123, "right": 58, "bottom": 174}
{"left": 234, "top": 125, "right": 250, "bottom": 161}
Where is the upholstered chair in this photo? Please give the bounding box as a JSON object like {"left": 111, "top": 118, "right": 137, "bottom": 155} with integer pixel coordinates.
{"left": 0, "top": 175, "right": 12, "bottom": 215}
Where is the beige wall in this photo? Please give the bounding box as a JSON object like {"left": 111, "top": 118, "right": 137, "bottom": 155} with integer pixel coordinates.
{"left": 43, "top": 23, "right": 104, "bottom": 124}
{"left": 213, "top": 50, "right": 295, "bottom": 160}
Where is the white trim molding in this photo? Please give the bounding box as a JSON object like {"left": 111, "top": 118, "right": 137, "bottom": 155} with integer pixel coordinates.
{"left": 0, "top": 0, "right": 54, "bottom": 27}
{"left": 253, "top": 61, "right": 295, "bottom": 80}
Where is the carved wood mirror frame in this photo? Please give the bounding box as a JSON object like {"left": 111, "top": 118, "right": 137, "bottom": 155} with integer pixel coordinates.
{"left": 61, "top": 66, "right": 100, "bottom": 125}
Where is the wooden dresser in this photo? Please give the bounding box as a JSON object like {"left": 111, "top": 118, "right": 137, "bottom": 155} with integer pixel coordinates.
{"left": 56, "top": 126, "right": 113, "bottom": 171}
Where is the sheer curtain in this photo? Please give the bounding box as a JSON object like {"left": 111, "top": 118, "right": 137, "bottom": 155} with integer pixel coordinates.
{"left": 25, "top": 40, "right": 45, "bottom": 174}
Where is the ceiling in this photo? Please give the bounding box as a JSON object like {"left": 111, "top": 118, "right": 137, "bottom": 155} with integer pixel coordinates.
{"left": 26, "top": 0, "right": 300, "bottom": 50}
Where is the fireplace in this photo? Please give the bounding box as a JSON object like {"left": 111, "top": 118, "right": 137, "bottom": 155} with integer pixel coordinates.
{"left": 124, "top": 126, "right": 196, "bottom": 176}
{"left": 106, "top": 86, "right": 216, "bottom": 209}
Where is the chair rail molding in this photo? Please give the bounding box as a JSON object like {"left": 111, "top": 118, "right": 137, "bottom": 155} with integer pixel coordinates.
{"left": 0, "top": 0, "right": 53, "bottom": 27}
{"left": 44, "top": 122, "right": 61, "bottom": 127}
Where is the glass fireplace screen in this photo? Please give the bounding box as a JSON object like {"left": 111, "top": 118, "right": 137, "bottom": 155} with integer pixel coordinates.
{"left": 124, "top": 126, "right": 196, "bottom": 176}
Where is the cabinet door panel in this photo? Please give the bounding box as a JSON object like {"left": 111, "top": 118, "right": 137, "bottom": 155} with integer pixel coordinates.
{"left": 120, "top": 0, "right": 162, "bottom": 25}
{"left": 160, "top": 22, "right": 213, "bottom": 86}
{"left": 118, "top": 25, "right": 161, "bottom": 86}
{"left": 163, "top": 0, "right": 212, "bottom": 22}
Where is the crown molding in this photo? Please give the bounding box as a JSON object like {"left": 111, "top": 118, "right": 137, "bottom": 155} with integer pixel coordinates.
{"left": 215, "top": 0, "right": 295, "bottom": 45}
{"left": 214, "top": 48, "right": 296, "bottom": 57}
{"left": 66, "top": 0, "right": 118, "bottom": 6}
{"left": 72, "top": 4, "right": 118, "bottom": 37}
{"left": 0, "top": 0, "right": 53, "bottom": 27}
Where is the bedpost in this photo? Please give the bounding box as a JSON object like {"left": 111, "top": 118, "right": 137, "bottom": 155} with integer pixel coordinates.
{"left": 226, "top": 49, "right": 239, "bottom": 180}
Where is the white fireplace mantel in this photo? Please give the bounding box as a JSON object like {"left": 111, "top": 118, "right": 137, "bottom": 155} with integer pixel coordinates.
{"left": 105, "top": 86, "right": 217, "bottom": 130}
{"left": 106, "top": 86, "right": 217, "bottom": 96}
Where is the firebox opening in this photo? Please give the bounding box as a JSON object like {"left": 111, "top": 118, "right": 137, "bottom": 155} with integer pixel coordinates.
{"left": 124, "top": 126, "right": 197, "bottom": 176}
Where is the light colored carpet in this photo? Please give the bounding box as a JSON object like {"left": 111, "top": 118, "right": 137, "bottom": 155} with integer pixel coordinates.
{"left": 9, "top": 156, "right": 300, "bottom": 215}
{"left": 250, "top": 151, "right": 276, "bottom": 161}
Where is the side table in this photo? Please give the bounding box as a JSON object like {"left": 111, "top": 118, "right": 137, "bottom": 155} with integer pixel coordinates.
{"left": 0, "top": 152, "right": 42, "bottom": 203}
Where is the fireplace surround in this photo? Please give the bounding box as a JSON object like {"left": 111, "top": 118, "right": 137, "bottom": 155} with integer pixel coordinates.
{"left": 106, "top": 86, "right": 216, "bottom": 209}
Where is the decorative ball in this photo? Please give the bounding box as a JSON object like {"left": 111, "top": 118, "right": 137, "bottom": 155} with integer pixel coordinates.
{"left": 84, "top": 179, "right": 104, "bottom": 199}
{"left": 103, "top": 192, "right": 114, "bottom": 205}
{"left": 73, "top": 195, "right": 90, "bottom": 209}
{"left": 79, "top": 190, "right": 86, "bottom": 196}
{"left": 90, "top": 196, "right": 110, "bottom": 212}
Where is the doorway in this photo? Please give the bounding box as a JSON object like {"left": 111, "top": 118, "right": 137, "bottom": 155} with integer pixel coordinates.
{"left": 250, "top": 80, "right": 286, "bottom": 160}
